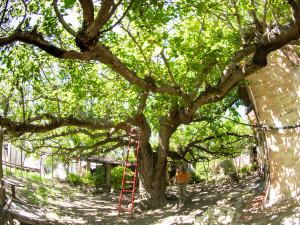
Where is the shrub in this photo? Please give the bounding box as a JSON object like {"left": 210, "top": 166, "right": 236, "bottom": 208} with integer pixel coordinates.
{"left": 82, "top": 168, "right": 103, "bottom": 188}
{"left": 190, "top": 170, "right": 201, "bottom": 181}
{"left": 68, "top": 173, "right": 82, "bottom": 186}
{"left": 111, "top": 166, "right": 134, "bottom": 190}
{"left": 83, "top": 171, "right": 94, "bottom": 186}
{"left": 240, "top": 165, "right": 251, "bottom": 175}
{"left": 93, "top": 167, "right": 103, "bottom": 188}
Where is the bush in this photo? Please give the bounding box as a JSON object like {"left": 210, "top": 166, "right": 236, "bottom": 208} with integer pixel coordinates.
{"left": 240, "top": 165, "right": 251, "bottom": 175}
{"left": 83, "top": 171, "right": 94, "bottom": 186}
{"left": 68, "top": 173, "right": 82, "bottom": 186}
{"left": 82, "top": 168, "right": 103, "bottom": 188}
{"left": 190, "top": 170, "right": 201, "bottom": 181}
{"left": 93, "top": 167, "right": 103, "bottom": 188}
{"left": 111, "top": 166, "right": 134, "bottom": 190}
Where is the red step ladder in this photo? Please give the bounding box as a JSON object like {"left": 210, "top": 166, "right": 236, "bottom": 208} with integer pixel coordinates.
{"left": 118, "top": 127, "right": 141, "bottom": 218}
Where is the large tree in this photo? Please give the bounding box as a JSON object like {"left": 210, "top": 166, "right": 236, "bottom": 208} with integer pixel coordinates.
{"left": 0, "top": 0, "right": 299, "bottom": 207}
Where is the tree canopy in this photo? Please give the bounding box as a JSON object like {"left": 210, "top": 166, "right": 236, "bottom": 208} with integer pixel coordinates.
{"left": 0, "top": 0, "right": 299, "bottom": 207}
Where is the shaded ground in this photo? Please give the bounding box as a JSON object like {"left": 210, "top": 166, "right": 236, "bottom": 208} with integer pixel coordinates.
{"left": 1, "top": 172, "right": 300, "bottom": 224}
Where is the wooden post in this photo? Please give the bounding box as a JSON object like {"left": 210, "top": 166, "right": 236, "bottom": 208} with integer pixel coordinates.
{"left": 10, "top": 143, "right": 12, "bottom": 174}
{"left": 21, "top": 148, "right": 23, "bottom": 179}
{"left": 40, "top": 155, "right": 42, "bottom": 179}
{"left": 106, "top": 163, "right": 111, "bottom": 185}
{"left": 202, "top": 160, "right": 207, "bottom": 184}
{"left": 4, "top": 142, "right": 7, "bottom": 174}
{"left": 0, "top": 136, "right": 4, "bottom": 186}
{"left": 52, "top": 155, "right": 54, "bottom": 187}
{"left": 14, "top": 145, "right": 16, "bottom": 171}
{"left": 86, "top": 161, "right": 90, "bottom": 174}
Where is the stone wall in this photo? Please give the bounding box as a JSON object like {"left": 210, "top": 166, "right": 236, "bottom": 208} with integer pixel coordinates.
{"left": 246, "top": 49, "right": 300, "bottom": 205}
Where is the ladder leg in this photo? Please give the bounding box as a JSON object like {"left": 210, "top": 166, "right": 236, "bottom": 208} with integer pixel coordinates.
{"left": 118, "top": 128, "right": 141, "bottom": 218}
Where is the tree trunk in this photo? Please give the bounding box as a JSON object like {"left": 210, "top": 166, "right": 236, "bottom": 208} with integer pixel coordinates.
{"left": 136, "top": 122, "right": 176, "bottom": 208}
{"left": 0, "top": 135, "right": 4, "bottom": 186}
{"left": 134, "top": 109, "right": 187, "bottom": 209}
{"left": 138, "top": 160, "right": 167, "bottom": 208}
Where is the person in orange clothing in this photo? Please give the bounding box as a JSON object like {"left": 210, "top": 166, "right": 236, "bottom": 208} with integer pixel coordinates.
{"left": 170, "top": 165, "right": 191, "bottom": 205}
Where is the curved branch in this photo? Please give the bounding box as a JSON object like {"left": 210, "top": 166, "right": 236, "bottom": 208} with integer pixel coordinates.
{"left": 53, "top": 0, "right": 77, "bottom": 37}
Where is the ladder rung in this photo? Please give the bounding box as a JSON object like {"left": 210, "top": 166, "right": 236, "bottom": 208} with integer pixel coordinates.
{"left": 120, "top": 207, "right": 132, "bottom": 210}
{"left": 119, "top": 128, "right": 140, "bottom": 217}
{"left": 121, "top": 198, "right": 132, "bottom": 202}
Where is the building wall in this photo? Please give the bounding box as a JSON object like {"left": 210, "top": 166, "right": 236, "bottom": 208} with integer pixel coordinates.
{"left": 246, "top": 49, "right": 300, "bottom": 205}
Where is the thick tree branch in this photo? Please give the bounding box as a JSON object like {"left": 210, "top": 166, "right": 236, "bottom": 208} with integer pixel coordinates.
{"left": 253, "top": 23, "right": 300, "bottom": 66}
{"left": 86, "top": 0, "right": 115, "bottom": 38}
{"left": 0, "top": 114, "right": 115, "bottom": 135}
{"left": 78, "top": 0, "right": 95, "bottom": 26}
{"left": 0, "top": 29, "right": 86, "bottom": 59}
{"left": 137, "top": 92, "right": 149, "bottom": 112}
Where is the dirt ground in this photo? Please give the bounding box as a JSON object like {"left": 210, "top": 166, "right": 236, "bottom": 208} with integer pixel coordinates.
{"left": 2, "top": 172, "right": 300, "bottom": 224}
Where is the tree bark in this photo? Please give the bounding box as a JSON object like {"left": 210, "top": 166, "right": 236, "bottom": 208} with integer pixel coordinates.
{"left": 136, "top": 118, "right": 179, "bottom": 208}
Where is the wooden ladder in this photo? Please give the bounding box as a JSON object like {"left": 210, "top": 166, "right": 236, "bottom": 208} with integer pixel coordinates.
{"left": 118, "top": 127, "right": 141, "bottom": 218}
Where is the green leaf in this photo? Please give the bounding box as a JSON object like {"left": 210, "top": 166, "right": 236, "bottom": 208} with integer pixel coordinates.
{"left": 64, "top": 0, "right": 76, "bottom": 9}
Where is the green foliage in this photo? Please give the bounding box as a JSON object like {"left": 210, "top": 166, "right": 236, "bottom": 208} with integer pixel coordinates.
{"left": 2, "top": 0, "right": 288, "bottom": 192}
{"left": 82, "top": 168, "right": 103, "bottom": 188}
{"left": 190, "top": 170, "right": 201, "bottom": 181}
{"left": 93, "top": 167, "right": 103, "bottom": 188}
{"left": 240, "top": 165, "right": 251, "bottom": 175}
{"left": 83, "top": 171, "right": 94, "bottom": 186}
{"left": 68, "top": 173, "right": 82, "bottom": 186}
{"left": 111, "top": 166, "right": 134, "bottom": 190}
{"left": 195, "top": 162, "right": 210, "bottom": 179}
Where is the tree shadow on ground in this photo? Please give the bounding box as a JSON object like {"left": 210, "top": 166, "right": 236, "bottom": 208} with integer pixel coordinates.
{"left": 2, "top": 173, "right": 263, "bottom": 225}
